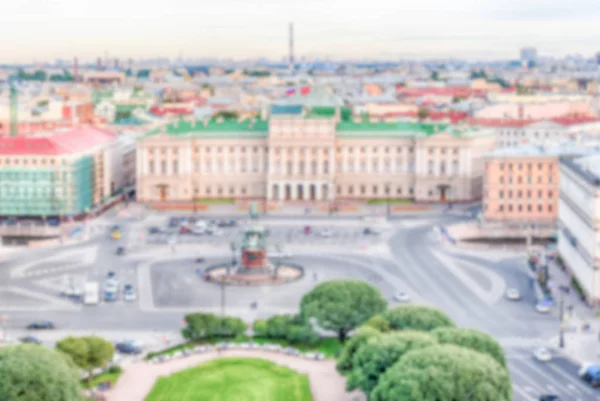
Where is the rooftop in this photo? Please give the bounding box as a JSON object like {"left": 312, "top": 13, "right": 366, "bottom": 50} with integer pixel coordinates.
{"left": 0, "top": 127, "right": 116, "bottom": 156}
{"left": 484, "top": 143, "right": 596, "bottom": 158}
{"left": 144, "top": 118, "right": 268, "bottom": 139}
{"left": 562, "top": 153, "right": 600, "bottom": 187}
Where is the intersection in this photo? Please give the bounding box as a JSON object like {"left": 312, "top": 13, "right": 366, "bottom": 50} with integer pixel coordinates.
{"left": 0, "top": 211, "right": 597, "bottom": 400}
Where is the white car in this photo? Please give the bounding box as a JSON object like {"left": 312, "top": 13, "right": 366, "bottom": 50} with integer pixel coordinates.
{"left": 123, "top": 285, "right": 136, "bottom": 302}
{"left": 506, "top": 288, "right": 521, "bottom": 300}
{"left": 536, "top": 303, "right": 551, "bottom": 314}
{"left": 318, "top": 229, "right": 333, "bottom": 238}
{"left": 533, "top": 347, "right": 552, "bottom": 362}
{"left": 394, "top": 292, "right": 411, "bottom": 303}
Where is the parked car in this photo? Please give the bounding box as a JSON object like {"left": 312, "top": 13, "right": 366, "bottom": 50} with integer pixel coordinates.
{"left": 539, "top": 395, "right": 562, "bottom": 401}
{"left": 533, "top": 347, "right": 552, "bottom": 362}
{"left": 318, "top": 228, "right": 333, "bottom": 238}
{"left": 115, "top": 341, "right": 142, "bottom": 355}
{"left": 148, "top": 227, "right": 163, "bottom": 234}
{"left": 123, "top": 284, "right": 136, "bottom": 302}
{"left": 27, "top": 321, "right": 55, "bottom": 330}
{"left": 363, "top": 227, "right": 382, "bottom": 235}
{"left": 19, "top": 335, "right": 42, "bottom": 344}
{"left": 580, "top": 364, "right": 600, "bottom": 387}
{"left": 394, "top": 291, "right": 411, "bottom": 303}
{"left": 105, "top": 271, "right": 119, "bottom": 288}
{"left": 505, "top": 288, "right": 521, "bottom": 300}
{"left": 179, "top": 225, "right": 192, "bottom": 234}
{"left": 536, "top": 302, "right": 551, "bottom": 314}
{"left": 116, "top": 246, "right": 126, "bottom": 256}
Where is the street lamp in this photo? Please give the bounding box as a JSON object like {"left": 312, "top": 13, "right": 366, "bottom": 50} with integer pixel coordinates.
{"left": 558, "top": 284, "right": 569, "bottom": 348}
{"left": 385, "top": 183, "right": 391, "bottom": 219}
{"left": 229, "top": 241, "right": 237, "bottom": 275}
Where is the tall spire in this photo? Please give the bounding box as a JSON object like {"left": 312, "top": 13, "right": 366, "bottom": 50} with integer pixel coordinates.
{"left": 289, "top": 22, "right": 295, "bottom": 74}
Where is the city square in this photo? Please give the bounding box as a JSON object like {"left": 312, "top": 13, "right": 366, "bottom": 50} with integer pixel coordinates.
{"left": 0, "top": 206, "right": 597, "bottom": 401}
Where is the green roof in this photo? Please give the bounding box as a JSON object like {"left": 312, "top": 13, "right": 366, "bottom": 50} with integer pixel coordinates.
{"left": 144, "top": 118, "right": 268, "bottom": 139}
{"left": 336, "top": 121, "right": 453, "bottom": 138}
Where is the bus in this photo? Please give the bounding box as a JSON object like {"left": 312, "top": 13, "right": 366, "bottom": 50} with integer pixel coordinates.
{"left": 83, "top": 282, "right": 99, "bottom": 305}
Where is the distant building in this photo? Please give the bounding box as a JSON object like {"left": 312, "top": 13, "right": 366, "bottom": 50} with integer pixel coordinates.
{"left": 558, "top": 153, "right": 600, "bottom": 306}
{"left": 0, "top": 127, "right": 124, "bottom": 217}
{"left": 596, "top": 52, "right": 600, "bottom": 65}
{"left": 520, "top": 47, "right": 538, "bottom": 63}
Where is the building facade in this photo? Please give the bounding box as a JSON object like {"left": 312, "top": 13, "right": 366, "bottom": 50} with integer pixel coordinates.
{"left": 136, "top": 106, "right": 496, "bottom": 204}
{"left": 558, "top": 154, "right": 600, "bottom": 306}
{"left": 0, "top": 127, "right": 120, "bottom": 217}
{"left": 482, "top": 145, "right": 592, "bottom": 224}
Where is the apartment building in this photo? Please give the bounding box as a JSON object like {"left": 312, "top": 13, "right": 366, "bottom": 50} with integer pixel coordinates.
{"left": 0, "top": 127, "right": 122, "bottom": 217}
{"left": 483, "top": 144, "right": 592, "bottom": 225}
{"left": 494, "top": 117, "right": 598, "bottom": 148}
{"left": 558, "top": 153, "right": 600, "bottom": 306}
{"left": 136, "top": 105, "right": 496, "bottom": 204}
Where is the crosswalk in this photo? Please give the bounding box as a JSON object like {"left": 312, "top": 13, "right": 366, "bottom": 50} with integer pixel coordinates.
{"left": 506, "top": 348, "right": 600, "bottom": 401}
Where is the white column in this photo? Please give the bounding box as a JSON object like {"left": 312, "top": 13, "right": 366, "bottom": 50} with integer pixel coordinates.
{"left": 140, "top": 148, "right": 147, "bottom": 175}
{"left": 329, "top": 148, "right": 334, "bottom": 176}
{"left": 234, "top": 147, "right": 239, "bottom": 173}
{"left": 211, "top": 151, "right": 217, "bottom": 174}
{"left": 184, "top": 146, "right": 191, "bottom": 174}
{"left": 246, "top": 148, "right": 251, "bottom": 173}
{"left": 435, "top": 148, "right": 440, "bottom": 176}
{"left": 198, "top": 148, "right": 203, "bottom": 174}
{"left": 166, "top": 150, "right": 172, "bottom": 175}
{"left": 267, "top": 182, "right": 272, "bottom": 200}
{"left": 466, "top": 148, "right": 472, "bottom": 177}
{"left": 366, "top": 147, "right": 372, "bottom": 173}
{"left": 403, "top": 146, "right": 409, "bottom": 173}
{"left": 317, "top": 148, "right": 323, "bottom": 175}
{"left": 304, "top": 182, "right": 310, "bottom": 201}
{"left": 378, "top": 150, "right": 384, "bottom": 174}
{"left": 343, "top": 147, "right": 348, "bottom": 172}
{"left": 291, "top": 182, "right": 298, "bottom": 200}
{"left": 316, "top": 182, "right": 322, "bottom": 200}
{"left": 259, "top": 148, "right": 264, "bottom": 174}
{"left": 293, "top": 148, "right": 299, "bottom": 175}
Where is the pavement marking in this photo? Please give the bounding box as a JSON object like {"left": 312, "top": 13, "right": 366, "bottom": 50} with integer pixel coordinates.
{"left": 10, "top": 245, "right": 99, "bottom": 279}
{"left": 454, "top": 258, "right": 507, "bottom": 304}
{"left": 0, "top": 286, "right": 80, "bottom": 311}
{"left": 513, "top": 386, "right": 536, "bottom": 401}
{"left": 545, "top": 363, "right": 594, "bottom": 397}
{"left": 508, "top": 363, "right": 546, "bottom": 394}
{"left": 430, "top": 249, "right": 504, "bottom": 305}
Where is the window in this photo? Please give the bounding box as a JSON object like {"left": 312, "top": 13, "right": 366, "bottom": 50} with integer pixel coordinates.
{"left": 538, "top": 190, "right": 542, "bottom": 197}
{"left": 548, "top": 190, "right": 553, "bottom": 198}
{"left": 538, "top": 204, "right": 542, "bottom": 212}
{"left": 499, "top": 190, "right": 504, "bottom": 199}
{"left": 508, "top": 190, "right": 513, "bottom": 198}
{"left": 428, "top": 161, "right": 434, "bottom": 174}
{"left": 527, "top": 176, "right": 532, "bottom": 184}
{"left": 548, "top": 205, "right": 553, "bottom": 212}
{"left": 498, "top": 205, "right": 504, "bottom": 212}
{"left": 373, "top": 185, "right": 378, "bottom": 195}
{"left": 527, "top": 205, "right": 532, "bottom": 212}
{"left": 518, "top": 163, "right": 522, "bottom": 170}
{"left": 149, "top": 161, "right": 155, "bottom": 174}
{"left": 537, "top": 176, "right": 542, "bottom": 183}
{"left": 360, "top": 185, "right": 366, "bottom": 195}
{"left": 538, "top": 163, "right": 542, "bottom": 170}
{"left": 161, "top": 161, "right": 167, "bottom": 174}
{"left": 348, "top": 186, "right": 354, "bottom": 195}
{"left": 527, "top": 190, "right": 531, "bottom": 198}
{"left": 549, "top": 176, "right": 553, "bottom": 184}
{"left": 518, "top": 205, "right": 522, "bottom": 212}
{"left": 397, "top": 187, "right": 402, "bottom": 195}
{"left": 508, "top": 205, "right": 513, "bottom": 212}
{"left": 440, "top": 162, "right": 446, "bottom": 174}
{"left": 517, "top": 190, "right": 522, "bottom": 198}
{"left": 499, "top": 176, "right": 504, "bottom": 184}
{"left": 172, "top": 161, "right": 179, "bottom": 174}
{"left": 518, "top": 176, "right": 522, "bottom": 184}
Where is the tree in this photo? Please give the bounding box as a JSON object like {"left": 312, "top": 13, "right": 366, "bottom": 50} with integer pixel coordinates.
{"left": 347, "top": 331, "right": 437, "bottom": 394}
{"left": 56, "top": 336, "right": 115, "bottom": 389}
{"left": 430, "top": 71, "right": 440, "bottom": 81}
{"left": 371, "top": 344, "right": 512, "bottom": 401}
{"left": 183, "top": 312, "right": 221, "bottom": 339}
{"left": 0, "top": 344, "right": 82, "bottom": 401}
{"left": 382, "top": 305, "right": 454, "bottom": 332}
{"left": 432, "top": 327, "right": 506, "bottom": 367}
{"left": 300, "top": 280, "right": 386, "bottom": 343}
{"left": 417, "top": 108, "right": 430, "bottom": 122}
{"left": 336, "top": 326, "right": 381, "bottom": 374}
{"left": 220, "top": 317, "right": 246, "bottom": 338}
{"left": 263, "top": 314, "right": 319, "bottom": 345}
{"left": 253, "top": 319, "right": 268, "bottom": 337}
{"left": 362, "top": 314, "right": 391, "bottom": 333}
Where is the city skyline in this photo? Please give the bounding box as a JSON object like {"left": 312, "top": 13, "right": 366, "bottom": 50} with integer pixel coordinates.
{"left": 1, "top": 0, "right": 599, "bottom": 62}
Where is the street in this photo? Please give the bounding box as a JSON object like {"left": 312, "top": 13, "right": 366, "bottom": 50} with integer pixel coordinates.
{"left": 0, "top": 207, "right": 597, "bottom": 401}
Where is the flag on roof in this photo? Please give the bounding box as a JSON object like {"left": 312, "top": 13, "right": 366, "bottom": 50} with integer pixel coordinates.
{"left": 301, "top": 86, "right": 311, "bottom": 95}
{"left": 286, "top": 88, "right": 296, "bottom": 96}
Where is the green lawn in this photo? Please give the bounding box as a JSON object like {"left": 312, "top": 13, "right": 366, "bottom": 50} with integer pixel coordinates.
{"left": 145, "top": 358, "right": 313, "bottom": 401}
{"left": 146, "top": 336, "right": 342, "bottom": 360}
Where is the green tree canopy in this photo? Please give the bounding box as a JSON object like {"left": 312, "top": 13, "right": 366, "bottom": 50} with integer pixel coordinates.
{"left": 371, "top": 344, "right": 512, "bottom": 401}
{"left": 261, "top": 314, "right": 319, "bottom": 345}
{"left": 382, "top": 305, "right": 454, "bottom": 331}
{"left": 56, "top": 336, "right": 114, "bottom": 389}
{"left": 183, "top": 312, "right": 221, "bottom": 339}
{"left": 300, "top": 280, "right": 386, "bottom": 343}
{"left": 220, "top": 317, "right": 247, "bottom": 337}
{"left": 432, "top": 327, "right": 506, "bottom": 367}
{"left": 347, "top": 331, "right": 437, "bottom": 394}
{"left": 336, "top": 326, "right": 381, "bottom": 374}
{"left": 362, "top": 314, "right": 391, "bottom": 333}
{"left": 417, "top": 108, "right": 430, "bottom": 121}
{"left": 0, "top": 344, "right": 82, "bottom": 401}
{"left": 252, "top": 319, "right": 268, "bottom": 337}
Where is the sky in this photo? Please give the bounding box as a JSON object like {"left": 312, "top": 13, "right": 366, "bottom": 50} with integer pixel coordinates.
{"left": 0, "top": 0, "right": 599, "bottom": 62}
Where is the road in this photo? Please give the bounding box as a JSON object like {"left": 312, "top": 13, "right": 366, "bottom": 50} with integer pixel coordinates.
{"left": 0, "top": 209, "right": 596, "bottom": 400}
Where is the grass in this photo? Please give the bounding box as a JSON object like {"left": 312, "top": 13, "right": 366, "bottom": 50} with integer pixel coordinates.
{"left": 366, "top": 198, "right": 412, "bottom": 205}
{"left": 145, "top": 336, "right": 342, "bottom": 360}
{"left": 81, "top": 370, "right": 122, "bottom": 389}
{"left": 145, "top": 357, "right": 313, "bottom": 401}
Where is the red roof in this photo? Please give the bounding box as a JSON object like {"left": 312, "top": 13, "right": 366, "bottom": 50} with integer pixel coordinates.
{"left": 397, "top": 87, "right": 475, "bottom": 98}
{"left": 467, "top": 115, "right": 599, "bottom": 128}
{"left": 0, "top": 126, "right": 116, "bottom": 155}
{"left": 150, "top": 106, "right": 193, "bottom": 116}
